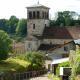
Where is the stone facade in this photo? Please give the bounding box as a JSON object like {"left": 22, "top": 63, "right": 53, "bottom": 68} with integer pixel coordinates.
{"left": 26, "top": 3, "right": 76, "bottom": 60}
{"left": 27, "top": 5, "right": 49, "bottom": 36}
{"left": 27, "top": 19, "right": 49, "bottom": 36}
{"left": 26, "top": 4, "right": 50, "bottom": 51}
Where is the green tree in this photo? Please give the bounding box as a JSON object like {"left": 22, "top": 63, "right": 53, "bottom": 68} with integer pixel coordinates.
{"left": 0, "top": 19, "right": 9, "bottom": 32}
{"left": 9, "top": 16, "right": 19, "bottom": 34}
{"left": 49, "top": 20, "right": 56, "bottom": 27}
{"left": 56, "top": 12, "right": 65, "bottom": 26}
{"left": 0, "top": 30, "right": 12, "bottom": 60}
{"left": 16, "top": 19, "right": 27, "bottom": 37}
{"left": 55, "top": 11, "right": 78, "bottom": 26}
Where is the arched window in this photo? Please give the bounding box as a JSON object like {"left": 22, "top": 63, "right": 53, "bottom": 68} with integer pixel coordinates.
{"left": 33, "top": 24, "right": 35, "bottom": 29}
{"left": 42, "top": 12, "right": 44, "bottom": 19}
{"left": 45, "top": 12, "right": 46, "bottom": 19}
{"left": 33, "top": 11, "right": 36, "bottom": 19}
{"left": 37, "top": 11, "right": 40, "bottom": 19}
{"left": 29, "top": 11, "right": 32, "bottom": 19}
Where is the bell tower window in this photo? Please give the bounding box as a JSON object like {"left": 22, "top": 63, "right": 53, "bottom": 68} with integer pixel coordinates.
{"left": 47, "top": 12, "right": 49, "bottom": 19}
{"left": 37, "top": 11, "right": 40, "bottom": 19}
{"left": 33, "top": 11, "right": 36, "bottom": 19}
{"left": 29, "top": 11, "right": 32, "bottom": 19}
{"left": 33, "top": 24, "right": 35, "bottom": 29}
{"left": 42, "top": 12, "right": 45, "bottom": 19}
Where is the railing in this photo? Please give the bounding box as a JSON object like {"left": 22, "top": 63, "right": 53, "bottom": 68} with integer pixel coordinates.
{"left": 0, "top": 70, "right": 47, "bottom": 80}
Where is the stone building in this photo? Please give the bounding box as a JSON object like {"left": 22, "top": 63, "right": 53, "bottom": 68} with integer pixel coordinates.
{"left": 26, "top": 3, "right": 80, "bottom": 60}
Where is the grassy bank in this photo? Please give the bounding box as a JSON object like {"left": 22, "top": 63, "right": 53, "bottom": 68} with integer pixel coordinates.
{"left": 0, "top": 57, "right": 30, "bottom": 72}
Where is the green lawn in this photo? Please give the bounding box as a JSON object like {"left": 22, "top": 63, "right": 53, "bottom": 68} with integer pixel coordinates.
{"left": 0, "top": 58, "right": 30, "bottom": 72}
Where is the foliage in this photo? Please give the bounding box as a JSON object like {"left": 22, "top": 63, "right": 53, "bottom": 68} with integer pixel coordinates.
{"left": 48, "top": 73, "right": 60, "bottom": 80}
{"left": 9, "top": 16, "right": 19, "bottom": 34}
{"left": 0, "top": 15, "right": 28, "bottom": 41}
{"left": 0, "top": 57, "right": 30, "bottom": 72}
{"left": 72, "top": 55, "right": 80, "bottom": 76}
{"left": 0, "top": 30, "right": 12, "bottom": 60}
{"left": 70, "top": 50, "right": 80, "bottom": 80}
{"left": 50, "top": 11, "right": 80, "bottom": 27}
{"left": 24, "top": 52, "right": 45, "bottom": 71}
{"left": 56, "top": 61, "right": 70, "bottom": 75}
{"left": 0, "top": 19, "right": 9, "bottom": 32}
{"left": 16, "top": 19, "right": 27, "bottom": 37}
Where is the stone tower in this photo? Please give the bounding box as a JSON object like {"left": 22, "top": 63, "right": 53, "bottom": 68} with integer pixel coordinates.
{"left": 27, "top": 3, "right": 50, "bottom": 37}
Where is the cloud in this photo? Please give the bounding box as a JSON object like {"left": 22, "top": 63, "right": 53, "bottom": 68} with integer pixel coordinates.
{"left": 0, "top": 0, "right": 80, "bottom": 19}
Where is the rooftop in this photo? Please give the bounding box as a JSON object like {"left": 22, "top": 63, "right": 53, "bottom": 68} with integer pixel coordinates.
{"left": 41, "top": 27, "right": 80, "bottom": 39}
{"left": 27, "top": 4, "right": 49, "bottom": 9}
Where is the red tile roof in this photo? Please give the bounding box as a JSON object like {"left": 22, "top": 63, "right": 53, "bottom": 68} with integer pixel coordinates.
{"left": 42, "top": 27, "right": 80, "bottom": 39}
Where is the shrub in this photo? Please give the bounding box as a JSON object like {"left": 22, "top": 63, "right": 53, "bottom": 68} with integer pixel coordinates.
{"left": 24, "top": 51, "right": 45, "bottom": 71}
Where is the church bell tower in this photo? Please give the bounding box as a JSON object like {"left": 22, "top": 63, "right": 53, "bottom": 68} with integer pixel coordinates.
{"left": 27, "top": 3, "right": 50, "bottom": 37}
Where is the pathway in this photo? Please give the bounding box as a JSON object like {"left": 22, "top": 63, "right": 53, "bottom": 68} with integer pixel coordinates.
{"left": 30, "top": 74, "right": 49, "bottom": 80}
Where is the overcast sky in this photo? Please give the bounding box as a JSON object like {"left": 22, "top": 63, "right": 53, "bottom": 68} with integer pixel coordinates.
{"left": 0, "top": 0, "right": 80, "bottom": 19}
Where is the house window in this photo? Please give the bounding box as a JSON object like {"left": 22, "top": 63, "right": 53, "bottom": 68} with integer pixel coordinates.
{"left": 29, "top": 11, "right": 32, "bottom": 19}
{"left": 37, "top": 11, "right": 40, "bottom": 18}
{"left": 33, "top": 11, "right": 36, "bottom": 19}
{"left": 33, "top": 24, "right": 35, "bottom": 29}
{"left": 64, "top": 46, "right": 68, "bottom": 51}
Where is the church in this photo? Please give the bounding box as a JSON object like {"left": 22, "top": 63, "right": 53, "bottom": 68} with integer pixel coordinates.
{"left": 25, "top": 3, "right": 80, "bottom": 60}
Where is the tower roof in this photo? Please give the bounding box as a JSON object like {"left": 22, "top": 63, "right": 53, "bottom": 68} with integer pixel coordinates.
{"left": 27, "top": 4, "right": 50, "bottom": 9}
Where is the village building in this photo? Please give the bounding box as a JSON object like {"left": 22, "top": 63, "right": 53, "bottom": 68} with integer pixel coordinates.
{"left": 26, "top": 3, "right": 80, "bottom": 60}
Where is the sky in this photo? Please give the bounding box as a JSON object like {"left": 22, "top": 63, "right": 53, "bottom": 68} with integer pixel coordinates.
{"left": 0, "top": 0, "right": 80, "bottom": 19}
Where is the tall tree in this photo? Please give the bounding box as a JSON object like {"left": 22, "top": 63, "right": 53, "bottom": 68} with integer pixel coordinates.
{"left": 56, "top": 12, "right": 65, "bottom": 26}
{"left": 55, "top": 11, "right": 79, "bottom": 26}
{"left": 0, "top": 19, "right": 9, "bottom": 32}
{"left": 0, "top": 30, "right": 12, "bottom": 60}
{"left": 16, "top": 19, "right": 27, "bottom": 37}
{"left": 9, "top": 16, "right": 19, "bottom": 34}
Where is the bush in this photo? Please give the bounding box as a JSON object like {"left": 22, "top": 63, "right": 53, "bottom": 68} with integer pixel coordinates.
{"left": 24, "top": 51, "right": 45, "bottom": 71}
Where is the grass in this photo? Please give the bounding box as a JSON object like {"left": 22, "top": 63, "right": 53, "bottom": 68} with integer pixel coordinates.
{"left": 0, "top": 57, "right": 31, "bottom": 72}
{"left": 48, "top": 73, "right": 60, "bottom": 80}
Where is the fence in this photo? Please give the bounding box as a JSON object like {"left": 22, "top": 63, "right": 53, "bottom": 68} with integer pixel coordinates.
{"left": 0, "top": 70, "right": 47, "bottom": 80}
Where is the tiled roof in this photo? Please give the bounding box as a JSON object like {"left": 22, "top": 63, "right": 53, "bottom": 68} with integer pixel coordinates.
{"left": 42, "top": 27, "right": 80, "bottom": 39}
